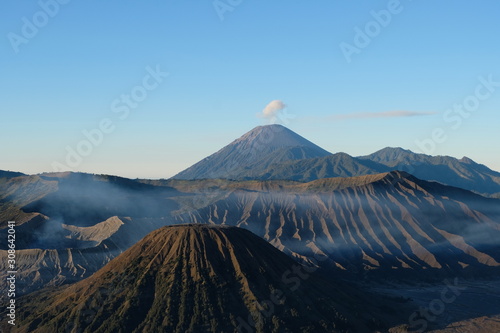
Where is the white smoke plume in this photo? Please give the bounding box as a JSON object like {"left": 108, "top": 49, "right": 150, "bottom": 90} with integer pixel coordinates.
{"left": 259, "top": 100, "right": 287, "bottom": 119}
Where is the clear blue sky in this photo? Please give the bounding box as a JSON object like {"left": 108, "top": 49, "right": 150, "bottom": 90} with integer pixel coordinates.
{"left": 1, "top": 0, "right": 499, "bottom": 178}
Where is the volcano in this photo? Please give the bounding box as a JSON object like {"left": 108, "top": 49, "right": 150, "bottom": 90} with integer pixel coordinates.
{"left": 172, "top": 124, "right": 331, "bottom": 180}
{"left": 12, "top": 224, "right": 391, "bottom": 333}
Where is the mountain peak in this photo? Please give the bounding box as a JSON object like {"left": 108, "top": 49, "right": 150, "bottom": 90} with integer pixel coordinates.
{"left": 231, "top": 124, "right": 328, "bottom": 151}
{"left": 378, "top": 147, "right": 412, "bottom": 154}
{"left": 15, "top": 224, "right": 378, "bottom": 332}
{"left": 172, "top": 125, "right": 331, "bottom": 180}
{"left": 459, "top": 156, "right": 476, "bottom": 164}
{"left": 359, "top": 147, "right": 416, "bottom": 163}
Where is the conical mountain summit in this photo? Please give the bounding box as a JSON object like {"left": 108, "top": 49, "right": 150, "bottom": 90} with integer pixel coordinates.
{"left": 172, "top": 124, "right": 331, "bottom": 180}
{"left": 12, "top": 224, "right": 387, "bottom": 332}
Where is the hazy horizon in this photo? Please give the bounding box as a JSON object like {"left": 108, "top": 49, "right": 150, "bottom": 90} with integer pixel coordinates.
{"left": 4, "top": 125, "right": 500, "bottom": 180}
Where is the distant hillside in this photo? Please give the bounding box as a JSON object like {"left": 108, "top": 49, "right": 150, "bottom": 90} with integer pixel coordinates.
{"left": 170, "top": 126, "right": 500, "bottom": 195}
{"left": 259, "top": 152, "right": 388, "bottom": 181}
{"left": 0, "top": 170, "right": 25, "bottom": 178}
{"left": 359, "top": 147, "right": 500, "bottom": 195}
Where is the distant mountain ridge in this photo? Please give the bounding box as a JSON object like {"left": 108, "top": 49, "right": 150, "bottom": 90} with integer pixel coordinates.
{"left": 0, "top": 170, "right": 25, "bottom": 178}
{"left": 358, "top": 147, "right": 500, "bottom": 195}
{"left": 358, "top": 147, "right": 414, "bottom": 164}
{"left": 259, "top": 152, "right": 386, "bottom": 181}
{"left": 171, "top": 125, "right": 500, "bottom": 195}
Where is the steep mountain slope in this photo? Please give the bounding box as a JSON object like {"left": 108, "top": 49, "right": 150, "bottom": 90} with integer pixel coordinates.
{"left": 0, "top": 172, "right": 183, "bottom": 296}
{"left": 359, "top": 147, "right": 414, "bottom": 164}
{"left": 172, "top": 124, "right": 331, "bottom": 180}
{"left": 259, "top": 152, "right": 388, "bottom": 181}
{"left": 0, "top": 170, "right": 25, "bottom": 178}
{"left": 0, "top": 174, "right": 58, "bottom": 229}
{"left": 0, "top": 172, "right": 179, "bottom": 245}
{"left": 21, "top": 172, "right": 179, "bottom": 228}
{"left": 359, "top": 147, "right": 500, "bottom": 195}
{"left": 244, "top": 145, "right": 500, "bottom": 195}
{"left": 0, "top": 215, "right": 181, "bottom": 296}
{"left": 2, "top": 170, "right": 500, "bottom": 297}
{"left": 170, "top": 126, "right": 500, "bottom": 196}
{"left": 11, "top": 225, "right": 387, "bottom": 333}
{"left": 174, "top": 172, "right": 500, "bottom": 276}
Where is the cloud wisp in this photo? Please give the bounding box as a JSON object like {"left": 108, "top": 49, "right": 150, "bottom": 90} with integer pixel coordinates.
{"left": 258, "top": 100, "right": 287, "bottom": 119}
{"left": 334, "top": 110, "right": 437, "bottom": 120}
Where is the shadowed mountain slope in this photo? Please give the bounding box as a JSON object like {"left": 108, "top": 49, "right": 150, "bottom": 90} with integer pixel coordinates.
{"left": 359, "top": 147, "right": 500, "bottom": 195}
{"left": 0, "top": 170, "right": 25, "bottom": 178}
{"left": 10, "top": 225, "right": 390, "bottom": 333}
{"left": 174, "top": 172, "right": 500, "bottom": 276}
{"left": 170, "top": 125, "right": 500, "bottom": 195}
{"left": 259, "top": 152, "right": 388, "bottom": 181}
{"left": 2, "top": 170, "right": 500, "bottom": 297}
{"left": 0, "top": 173, "right": 182, "bottom": 295}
